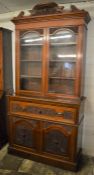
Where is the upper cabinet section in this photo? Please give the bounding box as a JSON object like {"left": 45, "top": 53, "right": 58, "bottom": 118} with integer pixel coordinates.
{"left": 12, "top": 2, "right": 90, "bottom": 99}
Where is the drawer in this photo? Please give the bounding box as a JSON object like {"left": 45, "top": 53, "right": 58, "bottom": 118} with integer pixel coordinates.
{"left": 9, "top": 100, "right": 77, "bottom": 124}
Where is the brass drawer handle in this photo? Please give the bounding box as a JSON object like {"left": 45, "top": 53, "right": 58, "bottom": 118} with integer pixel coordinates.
{"left": 57, "top": 112, "right": 64, "bottom": 116}
{"left": 21, "top": 106, "right": 26, "bottom": 111}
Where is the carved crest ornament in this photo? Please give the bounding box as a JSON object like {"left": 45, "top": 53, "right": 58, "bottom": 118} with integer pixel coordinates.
{"left": 12, "top": 2, "right": 90, "bottom": 24}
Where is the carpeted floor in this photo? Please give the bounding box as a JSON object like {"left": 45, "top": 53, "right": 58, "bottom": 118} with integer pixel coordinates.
{"left": 0, "top": 145, "right": 94, "bottom": 175}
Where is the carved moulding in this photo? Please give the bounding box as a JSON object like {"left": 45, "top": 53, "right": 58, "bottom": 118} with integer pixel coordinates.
{"left": 12, "top": 2, "right": 91, "bottom": 24}
{"left": 12, "top": 103, "right": 73, "bottom": 119}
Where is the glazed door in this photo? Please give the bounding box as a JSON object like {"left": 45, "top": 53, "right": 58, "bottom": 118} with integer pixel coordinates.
{"left": 0, "top": 32, "right": 3, "bottom": 90}
{"left": 47, "top": 27, "right": 78, "bottom": 97}
{"left": 17, "top": 26, "right": 81, "bottom": 97}
{"left": 19, "top": 29, "right": 44, "bottom": 95}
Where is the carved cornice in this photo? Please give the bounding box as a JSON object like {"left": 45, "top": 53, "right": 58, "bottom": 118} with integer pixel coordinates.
{"left": 12, "top": 2, "right": 91, "bottom": 24}
{"left": 29, "top": 2, "right": 64, "bottom": 16}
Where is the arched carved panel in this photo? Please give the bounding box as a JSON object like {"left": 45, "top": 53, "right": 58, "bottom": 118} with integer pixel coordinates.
{"left": 13, "top": 117, "right": 37, "bottom": 149}
{"left": 43, "top": 123, "right": 72, "bottom": 156}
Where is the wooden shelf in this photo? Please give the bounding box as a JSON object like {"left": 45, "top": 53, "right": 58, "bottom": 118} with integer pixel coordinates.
{"left": 21, "top": 59, "right": 76, "bottom": 63}
{"left": 21, "top": 75, "right": 75, "bottom": 80}
{"left": 21, "top": 60, "right": 42, "bottom": 62}
{"left": 50, "top": 42, "right": 76, "bottom": 46}
{"left": 21, "top": 42, "right": 76, "bottom": 46}
{"left": 21, "top": 44, "right": 43, "bottom": 46}
{"left": 50, "top": 60, "right": 76, "bottom": 62}
{"left": 21, "top": 75, "right": 41, "bottom": 78}
{"left": 49, "top": 77, "right": 75, "bottom": 80}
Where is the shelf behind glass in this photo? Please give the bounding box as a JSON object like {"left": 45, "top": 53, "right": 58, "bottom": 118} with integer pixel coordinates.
{"left": 50, "top": 42, "right": 76, "bottom": 46}
{"left": 21, "top": 43, "right": 76, "bottom": 47}
{"left": 21, "top": 44, "right": 43, "bottom": 46}
{"left": 49, "top": 77, "right": 76, "bottom": 80}
{"left": 50, "top": 59, "right": 76, "bottom": 62}
{"left": 20, "top": 75, "right": 41, "bottom": 78}
{"left": 21, "top": 60, "right": 42, "bottom": 62}
{"left": 21, "top": 59, "right": 76, "bottom": 62}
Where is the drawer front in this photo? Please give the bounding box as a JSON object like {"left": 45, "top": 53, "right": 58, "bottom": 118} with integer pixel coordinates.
{"left": 10, "top": 100, "right": 77, "bottom": 124}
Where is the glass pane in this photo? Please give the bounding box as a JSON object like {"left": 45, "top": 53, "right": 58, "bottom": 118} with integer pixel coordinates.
{"left": 49, "top": 79, "right": 75, "bottom": 94}
{"left": 20, "top": 30, "right": 43, "bottom": 91}
{"left": 48, "top": 28, "right": 77, "bottom": 95}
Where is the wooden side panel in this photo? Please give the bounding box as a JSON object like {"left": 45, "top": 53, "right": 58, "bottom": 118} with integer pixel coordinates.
{"left": 3, "top": 30, "right": 13, "bottom": 92}
{"left": 0, "top": 32, "right": 3, "bottom": 90}
{"left": 0, "top": 28, "right": 12, "bottom": 149}
{"left": 0, "top": 93, "right": 8, "bottom": 148}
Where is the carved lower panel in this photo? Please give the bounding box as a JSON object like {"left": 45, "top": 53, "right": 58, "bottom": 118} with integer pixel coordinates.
{"left": 9, "top": 111, "right": 77, "bottom": 163}
{"left": 43, "top": 130, "right": 69, "bottom": 156}
{"left": 43, "top": 122, "right": 72, "bottom": 133}
{"left": 42, "top": 121, "right": 73, "bottom": 157}
{"left": 14, "top": 125, "right": 34, "bottom": 148}
{"left": 13, "top": 118, "right": 37, "bottom": 149}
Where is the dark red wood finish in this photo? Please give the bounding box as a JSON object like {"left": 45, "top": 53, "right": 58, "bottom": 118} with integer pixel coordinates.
{"left": 8, "top": 3, "right": 90, "bottom": 171}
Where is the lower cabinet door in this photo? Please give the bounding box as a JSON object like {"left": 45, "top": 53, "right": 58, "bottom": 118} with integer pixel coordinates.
{"left": 42, "top": 121, "right": 77, "bottom": 160}
{"left": 11, "top": 116, "right": 38, "bottom": 150}
{"left": 10, "top": 115, "right": 77, "bottom": 160}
